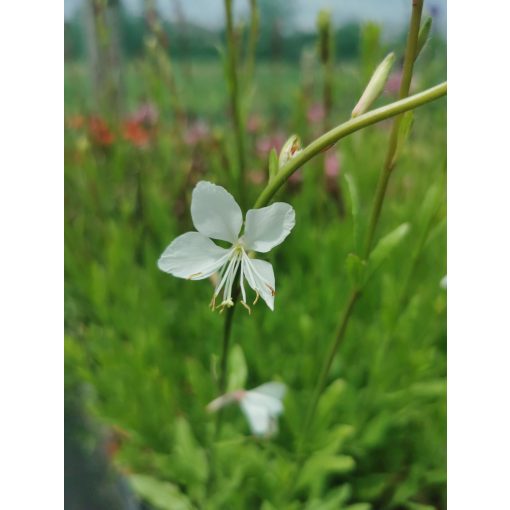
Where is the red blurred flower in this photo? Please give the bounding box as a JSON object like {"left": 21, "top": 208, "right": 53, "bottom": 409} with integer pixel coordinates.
{"left": 88, "top": 116, "right": 115, "bottom": 147}
{"left": 122, "top": 119, "right": 151, "bottom": 149}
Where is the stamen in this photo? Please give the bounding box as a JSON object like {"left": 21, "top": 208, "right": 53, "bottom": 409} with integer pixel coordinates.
{"left": 187, "top": 272, "right": 203, "bottom": 280}
{"left": 209, "top": 294, "right": 217, "bottom": 310}
{"left": 253, "top": 292, "right": 260, "bottom": 305}
{"left": 213, "top": 254, "right": 237, "bottom": 303}
{"left": 223, "top": 253, "right": 241, "bottom": 304}
{"left": 240, "top": 300, "right": 252, "bottom": 314}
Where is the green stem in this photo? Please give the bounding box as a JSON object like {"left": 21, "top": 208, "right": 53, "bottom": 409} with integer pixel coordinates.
{"left": 363, "top": 0, "right": 424, "bottom": 258}
{"left": 245, "top": 0, "right": 259, "bottom": 86}
{"left": 253, "top": 81, "right": 446, "bottom": 209}
{"left": 218, "top": 304, "right": 236, "bottom": 395}
{"left": 224, "top": 0, "right": 247, "bottom": 208}
{"left": 214, "top": 295, "right": 238, "bottom": 439}
{"left": 300, "top": 289, "right": 361, "bottom": 449}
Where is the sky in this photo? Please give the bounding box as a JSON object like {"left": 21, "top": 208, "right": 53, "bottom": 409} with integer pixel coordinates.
{"left": 65, "top": 0, "right": 446, "bottom": 35}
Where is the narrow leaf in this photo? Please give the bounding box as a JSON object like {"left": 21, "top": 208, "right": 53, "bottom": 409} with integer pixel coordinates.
{"left": 344, "top": 173, "right": 361, "bottom": 252}
{"left": 368, "top": 223, "right": 411, "bottom": 273}
{"left": 268, "top": 148, "right": 278, "bottom": 179}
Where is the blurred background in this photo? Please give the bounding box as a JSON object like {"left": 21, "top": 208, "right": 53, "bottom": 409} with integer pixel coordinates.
{"left": 65, "top": 1, "right": 446, "bottom": 509}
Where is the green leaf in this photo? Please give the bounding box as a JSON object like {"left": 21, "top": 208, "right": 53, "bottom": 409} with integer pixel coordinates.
{"left": 344, "top": 173, "right": 361, "bottom": 253}
{"left": 128, "top": 474, "right": 194, "bottom": 510}
{"left": 227, "top": 343, "right": 248, "bottom": 392}
{"left": 298, "top": 454, "right": 356, "bottom": 491}
{"left": 305, "top": 484, "right": 351, "bottom": 510}
{"left": 268, "top": 148, "right": 278, "bottom": 179}
{"left": 316, "top": 379, "right": 347, "bottom": 426}
{"left": 345, "top": 504, "right": 372, "bottom": 510}
{"left": 368, "top": 223, "right": 410, "bottom": 275}
{"left": 172, "top": 416, "right": 208, "bottom": 486}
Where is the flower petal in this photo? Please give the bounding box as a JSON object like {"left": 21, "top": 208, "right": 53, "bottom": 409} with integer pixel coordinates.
{"left": 248, "top": 385, "right": 285, "bottom": 416}
{"left": 240, "top": 396, "right": 274, "bottom": 436}
{"left": 191, "top": 181, "right": 243, "bottom": 243}
{"left": 242, "top": 255, "right": 276, "bottom": 311}
{"left": 158, "top": 232, "right": 231, "bottom": 280}
{"left": 243, "top": 202, "right": 295, "bottom": 252}
{"left": 251, "top": 382, "right": 286, "bottom": 404}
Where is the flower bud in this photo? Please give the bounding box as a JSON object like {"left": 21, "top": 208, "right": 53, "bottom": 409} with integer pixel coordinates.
{"left": 316, "top": 10, "right": 332, "bottom": 64}
{"left": 278, "top": 134, "right": 302, "bottom": 168}
{"left": 352, "top": 52, "right": 395, "bottom": 118}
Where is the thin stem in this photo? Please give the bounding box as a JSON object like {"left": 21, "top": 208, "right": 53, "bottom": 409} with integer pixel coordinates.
{"left": 224, "top": 0, "right": 247, "bottom": 208}
{"left": 218, "top": 303, "right": 236, "bottom": 395}
{"left": 363, "top": 0, "right": 424, "bottom": 258}
{"left": 214, "top": 291, "right": 239, "bottom": 439}
{"left": 299, "top": 289, "right": 361, "bottom": 451}
{"left": 244, "top": 0, "right": 259, "bottom": 86}
{"left": 253, "top": 81, "right": 446, "bottom": 209}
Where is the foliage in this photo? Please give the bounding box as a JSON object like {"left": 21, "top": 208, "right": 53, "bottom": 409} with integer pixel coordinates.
{"left": 64, "top": 17, "right": 446, "bottom": 510}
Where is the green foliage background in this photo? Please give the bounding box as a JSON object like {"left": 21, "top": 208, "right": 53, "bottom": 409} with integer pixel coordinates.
{"left": 65, "top": 15, "right": 446, "bottom": 510}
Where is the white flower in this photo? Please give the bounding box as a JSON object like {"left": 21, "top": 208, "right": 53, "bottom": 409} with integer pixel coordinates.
{"left": 158, "top": 181, "right": 295, "bottom": 312}
{"left": 440, "top": 275, "right": 447, "bottom": 290}
{"left": 207, "top": 382, "right": 286, "bottom": 437}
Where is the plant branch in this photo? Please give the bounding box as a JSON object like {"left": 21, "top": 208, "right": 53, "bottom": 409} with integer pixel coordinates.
{"left": 254, "top": 81, "right": 446, "bottom": 209}
{"left": 363, "top": 0, "right": 424, "bottom": 258}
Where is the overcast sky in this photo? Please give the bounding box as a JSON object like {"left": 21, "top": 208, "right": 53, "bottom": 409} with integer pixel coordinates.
{"left": 65, "top": 0, "right": 446, "bottom": 35}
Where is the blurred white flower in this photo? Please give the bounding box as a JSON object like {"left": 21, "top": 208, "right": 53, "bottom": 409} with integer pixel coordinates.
{"left": 440, "top": 275, "right": 447, "bottom": 289}
{"left": 158, "top": 181, "right": 295, "bottom": 311}
{"left": 207, "top": 382, "right": 286, "bottom": 437}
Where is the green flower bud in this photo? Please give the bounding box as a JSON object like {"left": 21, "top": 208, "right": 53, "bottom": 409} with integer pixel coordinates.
{"left": 279, "top": 135, "right": 302, "bottom": 168}
{"left": 351, "top": 52, "right": 395, "bottom": 118}
{"left": 316, "top": 10, "right": 332, "bottom": 64}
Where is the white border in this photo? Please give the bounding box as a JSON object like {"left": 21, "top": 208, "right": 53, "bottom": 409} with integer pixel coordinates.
{"left": 0, "top": 1, "right": 62, "bottom": 507}
{"left": 448, "top": 1, "right": 510, "bottom": 509}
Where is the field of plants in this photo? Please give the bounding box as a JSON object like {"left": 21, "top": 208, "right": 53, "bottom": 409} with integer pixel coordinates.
{"left": 64, "top": 2, "right": 446, "bottom": 509}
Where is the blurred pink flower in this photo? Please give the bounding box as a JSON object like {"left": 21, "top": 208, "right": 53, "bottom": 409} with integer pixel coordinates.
{"left": 324, "top": 150, "right": 341, "bottom": 179}
{"left": 288, "top": 168, "right": 303, "bottom": 187}
{"left": 184, "top": 120, "right": 210, "bottom": 146}
{"left": 385, "top": 71, "right": 403, "bottom": 96}
{"left": 256, "top": 132, "right": 286, "bottom": 158}
{"left": 247, "top": 114, "right": 263, "bottom": 134}
{"left": 131, "top": 102, "right": 159, "bottom": 127}
{"left": 248, "top": 170, "right": 266, "bottom": 185}
{"left": 307, "top": 103, "right": 325, "bottom": 124}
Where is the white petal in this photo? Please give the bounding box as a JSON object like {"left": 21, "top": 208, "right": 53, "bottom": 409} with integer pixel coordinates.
{"left": 243, "top": 202, "right": 295, "bottom": 253}
{"left": 251, "top": 382, "right": 286, "bottom": 403}
{"left": 191, "top": 181, "right": 243, "bottom": 243}
{"left": 240, "top": 397, "right": 272, "bottom": 436}
{"left": 243, "top": 255, "right": 276, "bottom": 311}
{"left": 247, "top": 389, "right": 284, "bottom": 417}
{"left": 158, "top": 232, "right": 231, "bottom": 280}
